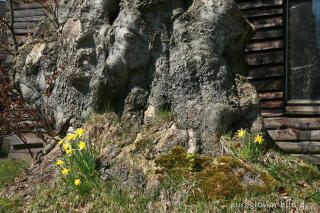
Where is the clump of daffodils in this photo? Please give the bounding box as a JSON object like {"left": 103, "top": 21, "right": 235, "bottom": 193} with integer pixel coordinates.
{"left": 230, "top": 129, "right": 265, "bottom": 161}
{"left": 55, "top": 128, "right": 100, "bottom": 194}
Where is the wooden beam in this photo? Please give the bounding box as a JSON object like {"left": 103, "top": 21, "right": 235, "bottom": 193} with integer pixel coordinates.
{"left": 264, "top": 117, "right": 320, "bottom": 130}
{"left": 242, "top": 8, "right": 283, "bottom": 18}
{"left": 252, "top": 29, "right": 283, "bottom": 40}
{"left": 249, "top": 65, "right": 283, "bottom": 79}
{"left": 268, "top": 129, "right": 320, "bottom": 141}
{"left": 251, "top": 78, "right": 283, "bottom": 91}
{"left": 6, "top": 133, "right": 45, "bottom": 146}
{"left": 250, "top": 16, "right": 283, "bottom": 29}
{"left": 260, "top": 100, "right": 283, "bottom": 109}
{"left": 238, "top": 0, "right": 283, "bottom": 10}
{"left": 11, "top": 8, "right": 46, "bottom": 18}
{"left": 276, "top": 141, "right": 320, "bottom": 154}
{"left": 12, "top": 3, "right": 44, "bottom": 11}
{"left": 246, "top": 50, "right": 283, "bottom": 66}
{"left": 261, "top": 108, "right": 283, "bottom": 117}
{"left": 286, "top": 106, "right": 320, "bottom": 115}
{"left": 259, "top": 91, "right": 283, "bottom": 100}
{"left": 246, "top": 40, "right": 283, "bottom": 52}
{"left": 291, "top": 154, "right": 320, "bottom": 165}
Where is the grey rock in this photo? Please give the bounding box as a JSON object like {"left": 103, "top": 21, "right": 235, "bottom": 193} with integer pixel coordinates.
{"left": 14, "top": 0, "right": 260, "bottom": 155}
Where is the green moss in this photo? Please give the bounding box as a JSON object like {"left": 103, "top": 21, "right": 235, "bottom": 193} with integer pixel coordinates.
{"left": 155, "top": 147, "right": 277, "bottom": 202}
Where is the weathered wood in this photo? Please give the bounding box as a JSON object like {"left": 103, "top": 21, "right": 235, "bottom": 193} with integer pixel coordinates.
{"left": 11, "top": 8, "right": 46, "bottom": 18}
{"left": 286, "top": 106, "right": 320, "bottom": 115}
{"left": 251, "top": 78, "right": 283, "bottom": 91}
{"left": 268, "top": 129, "right": 320, "bottom": 141}
{"left": 276, "top": 141, "right": 320, "bottom": 154}
{"left": 246, "top": 40, "right": 283, "bottom": 52}
{"left": 260, "top": 100, "right": 283, "bottom": 109}
{"left": 261, "top": 108, "right": 283, "bottom": 117}
{"left": 12, "top": 21, "right": 37, "bottom": 29}
{"left": 9, "top": 152, "right": 34, "bottom": 160}
{"left": 246, "top": 50, "right": 283, "bottom": 66}
{"left": 242, "top": 7, "right": 283, "bottom": 18}
{"left": 8, "top": 15, "right": 44, "bottom": 23}
{"left": 252, "top": 29, "right": 283, "bottom": 40}
{"left": 238, "top": 0, "right": 283, "bottom": 10}
{"left": 287, "top": 100, "right": 320, "bottom": 104}
{"left": 259, "top": 91, "right": 283, "bottom": 100}
{"left": 264, "top": 117, "right": 320, "bottom": 130}
{"left": 249, "top": 65, "right": 283, "bottom": 79}
{"left": 291, "top": 154, "right": 320, "bottom": 165}
{"left": 12, "top": 2, "right": 44, "bottom": 11}
{"left": 11, "top": 28, "right": 33, "bottom": 35}
{"left": 11, "top": 147, "right": 43, "bottom": 153}
{"left": 7, "top": 133, "right": 45, "bottom": 146}
{"left": 250, "top": 16, "right": 283, "bottom": 29}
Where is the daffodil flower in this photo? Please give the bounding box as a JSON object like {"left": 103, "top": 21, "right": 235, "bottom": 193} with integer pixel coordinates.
{"left": 78, "top": 141, "right": 86, "bottom": 150}
{"left": 66, "top": 149, "right": 74, "bottom": 155}
{"left": 74, "top": 179, "right": 81, "bottom": 186}
{"left": 56, "top": 160, "right": 63, "bottom": 166}
{"left": 63, "top": 143, "right": 71, "bottom": 150}
{"left": 66, "top": 133, "right": 75, "bottom": 141}
{"left": 255, "top": 135, "right": 263, "bottom": 144}
{"left": 62, "top": 168, "right": 70, "bottom": 175}
{"left": 237, "top": 129, "right": 246, "bottom": 138}
{"left": 58, "top": 139, "right": 64, "bottom": 145}
{"left": 76, "top": 128, "right": 85, "bottom": 137}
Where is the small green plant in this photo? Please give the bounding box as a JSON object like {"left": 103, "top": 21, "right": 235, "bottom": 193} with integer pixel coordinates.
{"left": 158, "top": 109, "right": 173, "bottom": 121}
{"left": 230, "top": 129, "right": 265, "bottom": 161}
{"left": 56, "top": 128, "right": 100, "bottom": 195}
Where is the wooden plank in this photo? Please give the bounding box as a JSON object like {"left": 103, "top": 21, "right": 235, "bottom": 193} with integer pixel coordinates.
{"left": 6, "top": 133, "right": 45, "bottom": 146}
{"left": 264, "top": 117, "right": 320, "bottom": 130}
{"left": 250, "top": 16, "right": 283, "bottom": 29}
{"left": 260, "top": 100, "right": 283, "bottom": 109}
{"left": 246, "top": 40, "right": 283, "bottom": 52}
{"left": 261, "top": 108, "right": 283, "bottom": 117}
{"left": 11, "top": 28, "right": 33, "bottom": 35}
{"left": 238, "top": 0, "right": 283, "bottom": 10}
{"left": 286, "top": 106, "right": 320, "bottom": 115}
{"left": 12, "top": 3, "right": 44, "bottom": 11}
{"left": 287, "top": 100, "right": 320, "bottom": 104}
{"left": 242, "top": 8, "right": 283, "bottom": 18}
{"left": 246, "top": 50, "right": 283, "bottom": 66}
{"left": 251, "top": 79, "right": 283, "bottom": 91}
{"left": 268, "top": 129, "right": 320, "bottom": 141}
{"left": 249, "top": 65, "right": 283, "bottom": 79}
{"left": 259, "top": 91, "right": 283, "bottom": 100}
{"left": 291, "top": 154, "right": 320, "bottom": 165}
{"left": 9, "top": 152, "right": 34, "bottom": 160}
{"left": 11, "top": 148, "right": 43, "bottom": 153}
{"left": 252, "top": 29, "right": 283, "bottom": 40}
{"left": 10, "top": 8, "right": 46, "bottom": 18}
{"left": 7, "top": 15, "right": 44, "bottom": 23}
{"left": 276, "top": 141, "right": 320, "bottom": 154}
{"left": 12, "top": 22, "right": 37, "bottom": 29}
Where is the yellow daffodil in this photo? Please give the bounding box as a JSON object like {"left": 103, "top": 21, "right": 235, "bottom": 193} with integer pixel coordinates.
{"left": 63, "top": 143, "right": 71, "bottom": 150}
{"left": 56, "top": 160, "right": 63, "bottom": 166}
{"left": 74, "top": 179, "right": 81, "bottom": 186}
{"left": 66, "top": 149, "right": 74, "bottom": 155}
{"left": 62, "top": 168, "right": 70, "bottom": 175}
{"left": 237, "top": 129, "right": 246, "bottom": 138}
{"left": 66, "top": 133, "right": 75, "bottom": 141}
{"left": 58, "top": 139, "right": 64, "bottom": 145}
{"left": 76, "top": 128, "right": 85, "bottom": 137}
{"left": 255, "top": 135, "right": 263, "bottom": 144}
{"left": 78, "top": 141, "right": 86, "bottom": 150}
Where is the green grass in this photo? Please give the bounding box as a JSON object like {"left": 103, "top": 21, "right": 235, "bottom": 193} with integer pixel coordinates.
{"left": 0, "top": 159, "right": 29, "bottom": 190}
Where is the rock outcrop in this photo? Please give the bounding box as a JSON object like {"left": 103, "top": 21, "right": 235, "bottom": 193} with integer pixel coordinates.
{"left": 14, "top": 0, "right": 260, "bottom": 155}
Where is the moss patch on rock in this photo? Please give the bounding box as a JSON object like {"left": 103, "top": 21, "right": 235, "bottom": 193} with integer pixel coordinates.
{"left": 155, "top": 147, "right": 277, "bottom": 202}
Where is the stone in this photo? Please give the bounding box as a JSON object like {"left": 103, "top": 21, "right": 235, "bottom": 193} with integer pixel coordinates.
{"left": 13, "top": 0, "right": 260, "bottom": 156}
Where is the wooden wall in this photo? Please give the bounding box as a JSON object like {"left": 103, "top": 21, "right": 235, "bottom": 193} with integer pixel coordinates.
{"left": 238, "top": 0, "right": 320, "bottom": 164}
{"left": 7, "top": 0, "right": 45, "bottom": 40}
